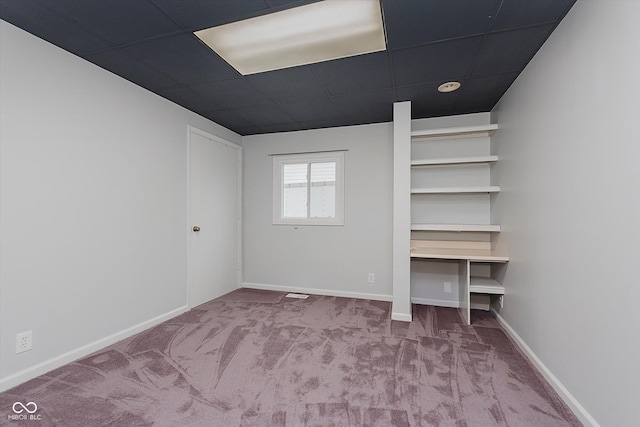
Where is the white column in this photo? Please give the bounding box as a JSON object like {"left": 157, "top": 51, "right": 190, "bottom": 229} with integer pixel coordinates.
{"left": 392, "top": 101, "right": 412, "bottom": 321}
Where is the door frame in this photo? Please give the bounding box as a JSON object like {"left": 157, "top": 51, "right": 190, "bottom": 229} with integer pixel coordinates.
{"left": 186, "top": 125, "right": 242, "bottom": 309}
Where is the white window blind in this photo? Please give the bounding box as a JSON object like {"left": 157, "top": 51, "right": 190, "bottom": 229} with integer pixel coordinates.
{"left": 273, "top": 152, "right": 344, "bottom": 225}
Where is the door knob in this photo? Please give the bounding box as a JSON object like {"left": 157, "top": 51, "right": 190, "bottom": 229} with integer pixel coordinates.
{"left": 192, "top": 226, "right": 201, "bottom": 232}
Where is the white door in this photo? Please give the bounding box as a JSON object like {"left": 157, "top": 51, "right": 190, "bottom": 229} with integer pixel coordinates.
{"left": 188, "top": 127, "right": 241, "bottom": 307}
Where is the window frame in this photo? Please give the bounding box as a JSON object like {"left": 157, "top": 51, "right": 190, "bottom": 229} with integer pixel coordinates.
{"left": 272, "top": 151, "right": 345, "bottom": 226}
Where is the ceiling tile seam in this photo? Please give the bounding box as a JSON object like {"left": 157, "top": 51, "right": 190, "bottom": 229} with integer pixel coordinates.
{"left": 450, "top": 29, "right": 517, "bottom": 114}
{"left": 112, "top": 41, "right": 238, "bottom": 88}
{"left": 181, "top": 75, "right": 304, "bottom": 114}
{"left": 387, "top": 20, "right": 566, "bottom": 55}
{"left": 307, "top": 66, "right": 336, "bottom": 100}
{"left": 487, "top": 0, "right": 506, "bottom": 33}
{"left": 321, "top": 96, "right": 357, "bottom": 122}
{"left": 152, "top": 0, "right": 319, "bottom": 34}
{"left": 483, "top": 21, "right": 567, "bottom": 38}
{"left": 461, "top": 33, "right": 490, "bottom": 82}
{"left": 385, "top": 49, "right": 399, "bottom": 103}
{"left": 147, "top": 0, "right": 262, "bottom": 32}
{"left": 145, "top": 0, "right": 196, "bottom": 32}
{"left": 327, "top": 86, "right": 396, "bottom": 100}
{"left": 303, "top": 67, "right": 351, "bottom": 120}
{"left": 326, "top": 99, "right": 359, "bottom": 123}
{"left": 388, "top": 32, "right": 487, "bottom": 54}
{"left": 228, "top": 102, "right": 300, "bottom": 128}
{"left": 467, "top": 24, "right": 558, "bottom": 80}
{"left": 233, "top": 73, "right": 320, "bottom": 120}
{"left": 31, "top": 0, "right": 116, "bottom": 54}
{"left": 31, "top": 0, "right": 188, "bottom": 52}
{"left": 202, "top": 101, "right": 297, "bottom": 118}
{"left": 82, "top": 30, "right": 200, "bottom": 58}
{"left": 201, "top": 111, "right": 252, "bottom": 128}
{"left": 87, "top": 47, "right": 192, "bottom": 91}
{"left": 392, "top": 79, "right": 463, "bottom": 93}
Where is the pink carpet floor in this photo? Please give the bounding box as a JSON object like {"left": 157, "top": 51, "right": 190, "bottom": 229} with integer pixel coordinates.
{"left": 0, "top": 289, "right": 581, "bottom": 426}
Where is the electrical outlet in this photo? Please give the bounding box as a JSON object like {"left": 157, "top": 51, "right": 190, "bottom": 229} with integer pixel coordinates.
{"left": 368, "top": 273, "right": 375, "bottom": 284}
{"left": 16, "top": 331, "right": 33, "bottom": 354}
{"left": 443, "top": 282, "right": 452, "bottom": 293}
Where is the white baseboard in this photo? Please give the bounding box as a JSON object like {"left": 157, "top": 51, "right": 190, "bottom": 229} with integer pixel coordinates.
{"left": 0, "top": 305, "right": 189, "bottom": 392}
{"left": 490, "top": 308, "right": 600, "bottom": 427}
{"left": 411, "top": 297, "right": 460, "bottom": 308}
{"left": 391, "top": 312, "right": 413, "bottom": 322}
{"left": 242, "top": 282, "right": 392, "bottom": 302}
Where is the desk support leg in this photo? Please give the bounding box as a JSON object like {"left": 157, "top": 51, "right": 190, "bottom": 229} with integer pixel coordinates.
{"left": 459, "top": 259, "right": 470, "bottom": 325}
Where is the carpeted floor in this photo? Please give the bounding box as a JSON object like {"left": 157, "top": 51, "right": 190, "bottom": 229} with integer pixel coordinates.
{"left": 0, "top": 289, "right": 581, "bottom": 426}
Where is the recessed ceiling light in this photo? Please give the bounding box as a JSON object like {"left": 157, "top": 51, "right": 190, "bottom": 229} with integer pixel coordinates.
{"left": 194, "top": 0, "right": 387, "bottom": 75}
{"left": 438, "top": 81, "right": 461, "bottom": 93}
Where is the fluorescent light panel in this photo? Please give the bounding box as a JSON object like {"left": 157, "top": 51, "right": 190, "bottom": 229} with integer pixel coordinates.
{"left": 194, "top": 0, "right": 386, "bottom": 75}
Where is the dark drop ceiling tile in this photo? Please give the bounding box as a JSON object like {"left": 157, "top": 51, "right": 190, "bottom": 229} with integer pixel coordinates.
{"left": 0, "top": 0, "right": 110, "bottom": 55}
{"left": 396, "top": 83, "right": 459, "bottom": 119}
{"left": 382, "top": 0, "right": 500, "bottom": 50}
{"left": 201, "top": 109, "right": 252, "bottom": 132}
{"left": 124, "top": 33, "right": 238, "bottom": 85}
{"left": 492, "top": 0, "right": 576, "bottom": 31}
{"left": 311, "top": 52, "right": 393, "bottom": 96}
{"left": 36, "top": 0, "right": 182, "bottom": 46}
{"left": 258, "top": 116, "right": 370, "bottom": 135}
{"left": 86, "top": 49, "right": 179, "bottom": 91}
{"left": 471, "top": 25, "right": 555, "bottom": 76}
{"left": 156, "top": 86, "right": 221, "bottom": 114}
{"left": 192, "top": 78, "right": 272, "bottom": 109}
{"left": 233, "top": 104, "right": 294, "bottom": 128}
{"left": 151, "top": 0, "right": 322, "bottom": 31}
{"left": 392, "top": 37, "right": 483, "bottom": 87}
{"left": 454, "top": 73, "right": 520, "bottom": 111}
{"left": 333, "top": 90, "right": 395, "bottom": 123}
{"left": 246, "top": 67, "right": 328, "bottom": 101}
{"left": 150, "top": 0, "right": 269, "bottom": 31}
{"left": 265, "top": 0, "right": 318, "bottom": 7}
{"left": 278, "top": 97, "right": 344, "bottom": 122}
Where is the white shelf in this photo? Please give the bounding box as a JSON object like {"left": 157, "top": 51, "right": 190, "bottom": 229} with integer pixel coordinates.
{"left": 411, "top": 186, "right": 500, "bottom": 194}
{"left": 411, "top": 155, "right": 498, "bottom": 167}
{"left": 411, "top": 223, "right": 501, "bottom": 232}
{"left": 411, "top": 124, "right": 498, "bottom": 140}
{"left": 469, "top": 277, "right": 505, "bottom": 294}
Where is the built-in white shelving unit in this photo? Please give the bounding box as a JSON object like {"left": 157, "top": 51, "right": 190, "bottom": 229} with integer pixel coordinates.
{"left": 406, "top": 116, "right": 508, "bottom": 325}
{"left": 410, "top": 122, "right": 501, "bottom": 234}
{"left": 391, "top": 103, "right": 510, "bottom": 325}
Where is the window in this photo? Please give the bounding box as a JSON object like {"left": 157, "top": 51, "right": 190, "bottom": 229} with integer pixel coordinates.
{"left": 273, "top": 152, "right": 345, "bottom": 225}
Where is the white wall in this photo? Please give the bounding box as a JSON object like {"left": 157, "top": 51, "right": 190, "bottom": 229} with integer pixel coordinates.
{"left": 491, "top": 1, "right": 640, "bottom": 425}
{"left": 242, "top": 124, "right": 393, "bottom": 300}
{"left": 0, "top": 20, "right": 240, "bottom": 389}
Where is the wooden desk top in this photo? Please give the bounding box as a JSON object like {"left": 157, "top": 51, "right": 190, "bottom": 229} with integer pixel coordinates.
{"left": 410, "top": 240, "right": 509, "bottom": 262}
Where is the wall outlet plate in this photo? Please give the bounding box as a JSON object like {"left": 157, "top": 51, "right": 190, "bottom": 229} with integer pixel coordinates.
{"left": 16, "top": 330, "right": 33, "bottom": 354}
{"left": 444, "top": 282, "right": 452, "bottom": 293}
{"left": 368, "top": 273, "right": 375, "bottom": 284}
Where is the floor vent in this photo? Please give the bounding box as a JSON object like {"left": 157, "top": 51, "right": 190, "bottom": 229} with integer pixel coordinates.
{"left": 285, "top": 293, "right": 309, "bottom": 299}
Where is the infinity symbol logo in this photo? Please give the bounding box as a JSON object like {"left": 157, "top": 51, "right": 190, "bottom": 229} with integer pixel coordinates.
{"left": 12, "top": 401, "right": 38, "bottom": 414}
